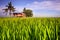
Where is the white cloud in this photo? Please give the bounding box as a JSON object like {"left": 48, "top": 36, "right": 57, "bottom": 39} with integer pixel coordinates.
{"left": 15, "top": 6, "right": 24, "bottom": 12}
{"left": 24, "top": 1, "right": 60, "bottom": 17}
{"left": 0, "top": 7, "right": 6, "bottom": 12}
{"left": 0, "top": 1, "right": 60, "bottom": 17}
{"left": 0, "top": 7, "right": 5, "bottom": 16}
{"left": 0, "top": 7, "right": 3, "bottom": 12}
{"left": 25, "top": 1, "right": 60, "bottom": 11}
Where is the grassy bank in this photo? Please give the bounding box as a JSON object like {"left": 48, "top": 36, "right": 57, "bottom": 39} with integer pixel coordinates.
{"left": 0, "top": 17, "right": 60, "bottom": 40}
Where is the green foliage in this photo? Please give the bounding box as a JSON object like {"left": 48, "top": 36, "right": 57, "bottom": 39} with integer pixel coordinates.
{"left": 0, "top": 17, "right": 59, "bottom": 40}
{"left": 23, "top": 8, "right": 33, "bottom": 17}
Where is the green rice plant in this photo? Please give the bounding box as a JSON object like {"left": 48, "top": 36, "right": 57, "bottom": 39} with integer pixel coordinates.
{"left": 0, "top": 17, "right": 59, "bottom": 40}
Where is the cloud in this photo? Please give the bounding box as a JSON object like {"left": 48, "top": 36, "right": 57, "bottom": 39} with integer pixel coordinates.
{"left": 0, "top": 7, "right": 4, "bottom": 16}
{"left": 15, "top": 6, "right": 24, "bottom": 12}
{"left": 25, "top": 1, "right": 60, "bottom": 11}
{"left": 0, "top": 7, "right": 3, "bottom": 12}
{"left": 0, "top": 7, "right": 6, "bottom": 12}
{"left": 0, "top": 0, "right": 60, "bottom": 17}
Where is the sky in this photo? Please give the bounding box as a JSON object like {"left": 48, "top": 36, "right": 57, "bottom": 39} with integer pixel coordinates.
{"left": 0, "top": 0, "right": 60, "bottom": 17}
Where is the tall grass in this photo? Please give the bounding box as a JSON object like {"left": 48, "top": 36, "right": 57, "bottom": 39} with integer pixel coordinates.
{"left": 0, "top": 17, "right": 60, "bottom": 40}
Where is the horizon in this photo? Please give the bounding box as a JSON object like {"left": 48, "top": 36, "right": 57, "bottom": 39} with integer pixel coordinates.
{"left": 0, "top": 0, "right": 60, "bottom": 17}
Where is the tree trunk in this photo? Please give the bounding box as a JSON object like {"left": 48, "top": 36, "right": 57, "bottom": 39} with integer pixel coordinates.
{"left": 9, "top": 10, "right": 11, "bottom": 16}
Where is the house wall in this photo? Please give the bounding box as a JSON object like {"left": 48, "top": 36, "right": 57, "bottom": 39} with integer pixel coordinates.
{"left": 13, "top": 13, "right": 26, "bottom": 17}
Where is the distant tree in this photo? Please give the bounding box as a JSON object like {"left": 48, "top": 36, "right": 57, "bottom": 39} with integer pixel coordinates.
{"left": 3, "top": 2, "right": 15, "bottom": 16}
{"left": 23, "top": 8, "right": 33, "bottom": 17}
{"left": 23, "top": 8, "right": 26, "bottom": 12}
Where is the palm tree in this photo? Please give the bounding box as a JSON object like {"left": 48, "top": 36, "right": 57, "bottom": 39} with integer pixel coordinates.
{"left": 3, "top": 8, "right": 8, "bottom": 15}
{"left": 3, "top": 2, "right": 15, "bottom": 16}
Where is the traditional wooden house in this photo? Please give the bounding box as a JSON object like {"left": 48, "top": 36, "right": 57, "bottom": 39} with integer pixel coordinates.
{"left": 13, "top": 12, "right": 26, "bottom": 17}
